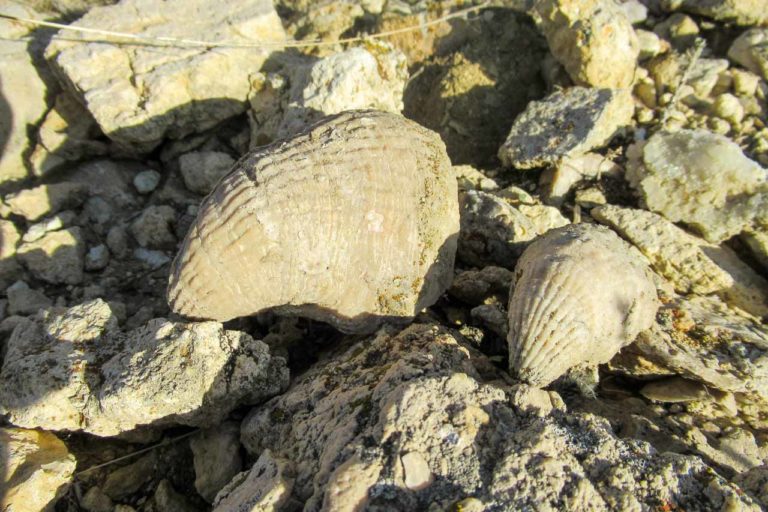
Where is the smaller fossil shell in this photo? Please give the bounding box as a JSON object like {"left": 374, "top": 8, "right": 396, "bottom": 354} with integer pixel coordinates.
{"left": 507, "top": 223, "right": 659, "bottom": 387}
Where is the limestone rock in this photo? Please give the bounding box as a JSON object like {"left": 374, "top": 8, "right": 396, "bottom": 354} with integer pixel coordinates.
{"left": 152, "top": 480, "right": 198, "bottom": 512}
{"left": 742, "top": 228, "right": 768, "bottom": 273}
{"left": 632, "top": 294, "right": 768, "bottom": 398}
{"left": 179, "top": 151, "right": 235, "bottom": 195}
{"left": 133, "top": 170, "right": 161, "bottom": 195}
{"left": 212, "top": 450, "right": 294, "bottom": 512}
{"left": 0, "top": 2, "right": 53, "bottom": 185}
{"left": 239, "top": 323, "right": 759, "bottom": 511}
{"left": 640, "top": 376, "right": 711, "bottom": 403}
{"left": 81, "top": 487, "right": 113, "bottom": 512}
{"left": 664, "top": 0, "right": 768, "bottom": 27}
{"left": 448, "top": 266, "right": 514, "bottom": 306}
{"left": 0, "top": 427, "right": 76, "bottom": 512}
{"left": 0, "top": 219, "right": 22, "bottom": 289}
{"left": 540, "top": 152, "right": 622, "bottom": 206}
{"left": 0, "top": 299, "right": 289, "bottom": 436}
{"left": 498, "top": 88, "right": 634, "bottom": 169}
{"left": 7, "top": 281, "right": 52, "bottom": 316}
{"left": 103, "top": 453, "right": 156, "bottom": 501}
{"left": 5, "top": 182, "right": 87, "bottom": 222}
{"left": 190, "top": 422, "right": 243, "bottom": 503}
{"left": 85, "top": 244, "right": 110, "bottom": 271}
{"left": 626, "top": 130, "right": 768, "bottom": 243}
{"left": 729, "top": 29, "right": 768, "bottom": 82}
{"left": 534, "top": 0, "right": 640, "bottom": 88}
{"left": 130, "top": 205, "right": 177, "bottom": 250}
{"left": 17, "top": 227, "right": 85, "bottom": 285}
{"left": 593, "top": 204, "right": 768, "bottom": 318}
{"left": 45, "top": 0, "right": 286, "bottom": 151}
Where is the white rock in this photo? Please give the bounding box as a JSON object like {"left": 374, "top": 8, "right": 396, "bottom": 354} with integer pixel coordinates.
{"left": 728, "top": 29, "right": 768, "bottom": 82}
{"left": 6, "top": 281, "right": 52, "bottom": 316}
{"left": 593, "top": 204, "right": 768, "bottom": 318}
{"left": 0, "top": 427, "right": 76, "bottom": 512}
{"left": 0, "top": 299, "right": 289, "bottom": 436}
{"left": 499, "top": 87, "right": 633, "bottom": 169}
{"left": 618, "top": 0, "right": 648, "bottom": 24}
{"left": 45, "top": 0, "right": 286, "bottom": 151}
{"left": 626, "top": 130, "right": 768, "bottom": 243}
{"left": 179, "top": 151, "right": 235, "bottom": 195}
{"left": 133, "top": 170, "right": 162, "bottom": 195}
{"left": 17, "top": 227, "right": 86, "bottom": 285}
{"left": 191, "top": 422, "right": 243, "bottom": 503}
{"left": 0, "top": 2, "right": 52, "bottom": 185}
{"left": 534, "top": 0, "right": 639, "bottom": 88}
{"left": 212, "top": 450, "right": 294, "bottom": 512}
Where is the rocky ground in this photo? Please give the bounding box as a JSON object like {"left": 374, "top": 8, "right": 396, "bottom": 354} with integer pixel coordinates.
{"left": 1, "top": 0, "right": 768, "bottom": 510}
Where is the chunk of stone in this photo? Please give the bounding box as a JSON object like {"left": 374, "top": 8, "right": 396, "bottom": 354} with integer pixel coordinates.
{"left": 153, "top": 480, "right": 198, "bottom": 512}
{"left": 458, "top": 191, "right": 537, "bottom": 268}
{"left": 540, "top": 153, "right": 622, "bottom": 206}
{"left": 632, "top": 294, "right": 768, "bottom": 398}
{"left": 533, "top": 0, "right": 639, "bottom": 88}
{"left": 22, "top": 211, "right": 77, "bottom": 243}
{"left": 133, "top": 248, "right": 171, "bottom": 268}
{"left": 664, "top": 0, "right": 768, "bottom": 27}
{"left": 0, "top": 299, "right": 289, "bottom": 436}
{"left": 240, "top": 323, "right": 760, "bottom": 511}
{"left": 130, "top": 205, "right": 177, "bottom": 250}
{"left": 593, "top": 204, "right": 768, "bottom": 318}
{"left": 742, "top": 228, "right": 768, "bottom": 273}
{"left": 499, "top": 88, "right": 633, "bottom": 169}
{"left": 729, "top": 29, "right": 768, "bottom": 82}
{"left": 454, "top": 165, "right": 500, "bottom": 192}
{"left": 688, "top": 58, "right": 730, "bottom": 98}
{"left": 0, "top": 427, "right": 76, "bottom": 512}
{"left": 179, "top": 151, "right": 235, "bottom": 195}
{"left": 0, "top": 219, "right": 22, "bottom": 290}
{"left": 626, "top": 130, "right": 768, "bottom": 243}
{"left": 5, "top": 183, "right": 87, "bottom": 222}
{"left": 0, "top": 2, "right": 53, "bottom": 185}
{"left": 7, "top": 281, "right": 52, "bottom": 316}
{"left": 85, "top": 244, "right": 110, "bottom": 271}
{"left": 133, "top": 170, "right": 161, "bottom": 195}
{"left": 81, "top": 487, "right": 114, "bottom": 512}
{"left": 17, "top": 227, "right": 85, "bottom": 285}
{"left": 103, "top": 453, "right": 155, "bottom": 500}
{"left": 45, "top": 0, "right": 286, "bottom": 151}
{"left": 448, "top": 266, "right": 514, "bottom": 306}
{"left": 640, "top": 376, "right": 711, "bottom": 403}
{"left": 106, "top": 225, "right": 130, "bottom": 259}
{"left": 190, "top": 422, "right": 243, "bottom": 503}
{"left": 212, "top": 450, "right": 294, "bottom": 512}
{"left": 517, "top": 204, "right": 570, "bottom": 234}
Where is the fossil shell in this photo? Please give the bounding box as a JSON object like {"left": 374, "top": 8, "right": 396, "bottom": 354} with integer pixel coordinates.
{"left": 507, "top": 223, "right": 659, "bottom": 387}
{"left": 167, "top": 110, "right": 459, "bottom": 334}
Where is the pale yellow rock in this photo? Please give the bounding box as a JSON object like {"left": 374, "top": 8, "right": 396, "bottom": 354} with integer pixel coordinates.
{"left": 5, "top": 183, "right": 86, "bottom": 222}
{"left": 17, "top": 227, "right": 85, "bottom": 285}
{"left": 0, "top": 427, "right": 76, "bottom": 512}
{"left": 534, "top": 0, "right": 639, "bottom": 88}
{"left": 323, "top": 456, "right": 382, "bottom": 512}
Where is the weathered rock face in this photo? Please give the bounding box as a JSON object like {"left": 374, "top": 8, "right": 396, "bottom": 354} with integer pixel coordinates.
{"left": 533, "top": 0, "right": 640, "bottom": 88}
{"left": 498, "top": 87, "right": 634, "bottom": 169}
{"left": 729, "top": 29, "right": 768, "bottom": 81}
{"left": 593, "top": 204, "right": 768, "bottom": 318}
{"left": 190, "top": 422, "right": 243, "bottom": 503}
{"left": 0, "top": 299, "right": 288, "bottom": 436}
{"left": 0, "top": 427, "right": 76, "bottom": 512}
{"left": 45, "top": 0, "right": 286, "bottom": 152}
{"left": 168, "top": 110, "right": 459, "bottom": 334}
{"left": 626, "top": 130, "right": 768, "bottom": 243}
{"left": 238, "top": 323, "right": 758, "bottom": 511}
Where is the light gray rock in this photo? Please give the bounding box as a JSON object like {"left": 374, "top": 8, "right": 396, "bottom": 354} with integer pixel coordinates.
{"left": 7, "top": 281, "right": 52, "bottom": 316}
{"left": 85, "top": 244, "right": 110, "bottom": 271}
{"left": 190, "top": 422, "right": 243, "bottom": 503}
{"left": 45, "top": 0, "right": 286, "bottom": 151}
{"left": 498, "top": 87, "right": 633, "bottom": 169}
{"left": 106, "top": 225, "right": 131, "bottom": 259}
{"left": 688, "top": 58, "right": 730, "bottom": 98}
{"left": 239, "top": 323, "right": 759, "bottom": 511}
{"left": 593, "top": 204, "right": 768, "bottom": 318}
{"left": 0, "top": 2, "right": 53, "bottom": 185}
{"left": 133, "top": 170, "right": 162, "bottom": 195}
{"left": 729, "top": 29, "right": 768, "bottom": 82}
{"left": 640, "top": 376, "right": 711, "bottom": 403}
{"left": 212, "top": 450, "right": 294, "bottom": 512}
{"left": 129, "top": 205, "right": 176, "bottom": 250}
{"left": 17, "top": 227, "right": 85, "bottom": 285}
{"left": 179, "top": 151, "right": 235, "bottom": 195}
{"left": 632, "top": 294, "right": 768, "bottom": 399}
{"left": 454, "top": 165, "right": 500, "bottom": 192}
{"left": 533, "top": 0, "right": 639, "bottom": 88}
{"left": 0, "top": 219, "right": 22, "bottom": 290}
{"left": 22, "top": 211, "right": 77, "bottom": 243}
{"left": 663, "top": 0, "right": 768, "bottom": 27}
{"left": 0, "top": 299, "right": 289, "bottom": 436}
{"left": 5, "top": 183, "right": 87, "bottom": 222}
{"left": 626, "top": 130, "right": 768, "bottom": 243}
{"left": 0, "top": 427, "right": 76, "bottom": 512}
{"left": 133, "top": 248, "right": 171, "bottom": 268}
{"left": 539, "top": 152, "right": 622, "bottom": 206}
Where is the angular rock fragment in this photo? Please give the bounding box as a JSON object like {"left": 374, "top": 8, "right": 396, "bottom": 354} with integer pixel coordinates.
{"left": 0, "top": 299, "right": 288, "bottom": 436}
{"left": 179, "top": 151, "right": 235, "bottom": 195}
{"left": 0, "top": 219, "right": 22, "bottom": 290}
{"left": 534, "top": 0, "right": 640, "bottom": 88}
{"left": 0, "top": 427, "right": 76, "bottom": 512}
{"left": 626, "top": 129, "right": 768, "bottom": 243}
{"left": 239, "top": 323, "right": 759, "bottom": 511}
{"left": 45, "top": 0, "right": 286, "bottom": 151}
{"left": 130, "top": 205, "right": 177, "bottom": 250}
{"left": 5, "top": 182, "right": 87, "bottom": 222}
{"left": 729, "top": 29, "right": 768, "bottom": 81}
{"left": 17, "top": 227, "right": 85, "bottom": 285}
{"left": 191, "top": 422, "right": 243, "bottom": 503}
{"left": 449, "top": 266, "right": 514, "bottom": 306}
{"left": 593, "top": 204, "right": 768, "bottom": 318}
{"left": 539, "top": 152, "right": 622, "bottom": 206}
{"left": 212, "top": 450, "right": 294, "bottom": 512}
{"left": 665, "top": 0, "right": 768, "bottom": 27}
{"left": 498, "top": 88, "right": 633, "bottom": 169}
{"left": 7, "top": 280, "right": 52, "bottom": 316}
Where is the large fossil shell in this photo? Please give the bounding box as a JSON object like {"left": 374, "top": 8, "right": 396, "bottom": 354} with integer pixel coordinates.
{"left": 507, "top": 223, "right": 659, "bottom": 387}
{"left": 167, "top": 110, "right": 459, "bottom": 334}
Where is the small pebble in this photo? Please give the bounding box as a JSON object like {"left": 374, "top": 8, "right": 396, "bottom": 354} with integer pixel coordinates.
{"left": 713, "top": 93, "right": 745, "bottom": 125}
{"left": 85, "top": 245, "right": 110, "bottom": 271}
{"left": 133, "top": 170, "right": 162, "bottom": 194}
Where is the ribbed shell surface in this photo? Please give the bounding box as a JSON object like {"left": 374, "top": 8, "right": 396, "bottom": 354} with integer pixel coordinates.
{"left": 507, "top": 223, "right": 659, "bottom": 387}
{"left": 167, "top": 110, "right": 459, "bottom": 333}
